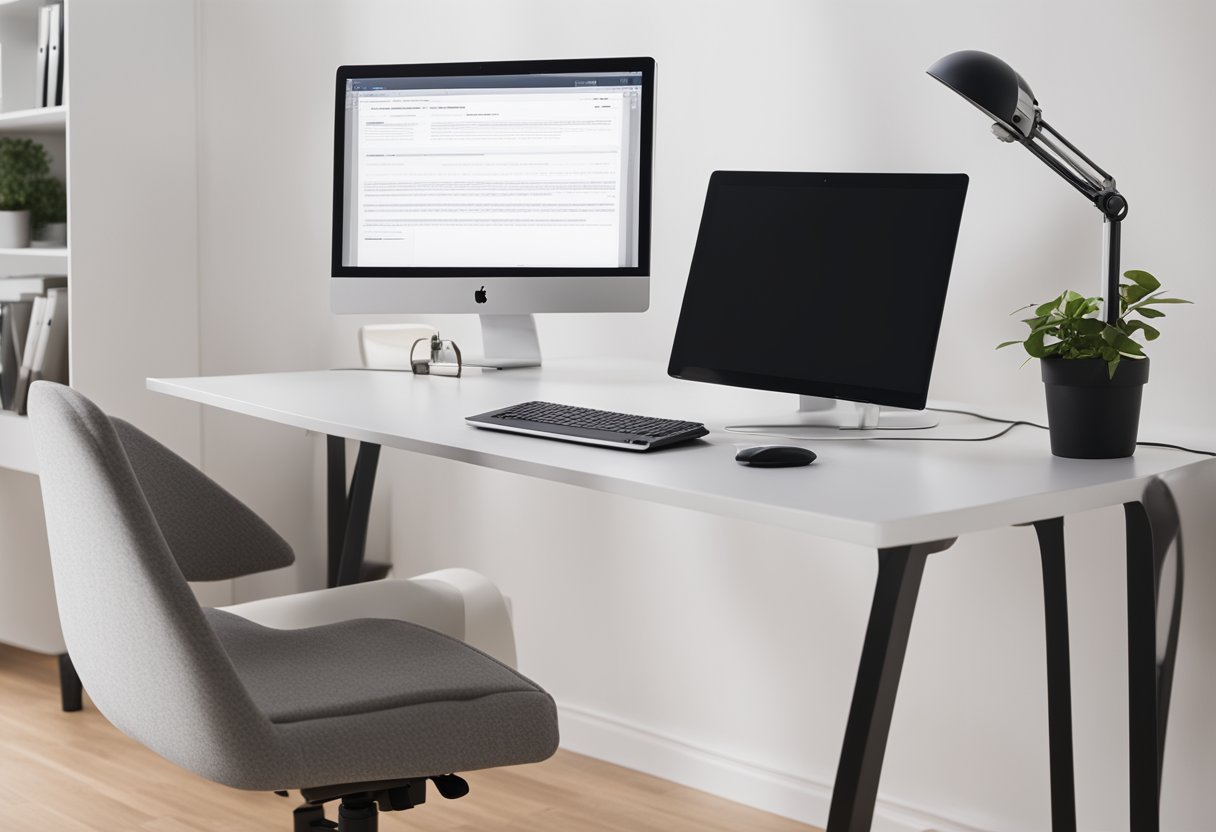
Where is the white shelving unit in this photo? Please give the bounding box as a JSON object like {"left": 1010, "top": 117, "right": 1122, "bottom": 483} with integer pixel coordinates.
{"left": 0, "top": 0, "right": 203, "bottom": 662}
{"left": 0, "top": 0, "right": 67, "bottom": 660}
{"left": 0, "top": 0, "right": 66, "bottom": 468}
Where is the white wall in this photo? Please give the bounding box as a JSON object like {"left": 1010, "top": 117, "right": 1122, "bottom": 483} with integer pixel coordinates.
{"left": 194, "top": 1, "right": 1216, "bottom": 829}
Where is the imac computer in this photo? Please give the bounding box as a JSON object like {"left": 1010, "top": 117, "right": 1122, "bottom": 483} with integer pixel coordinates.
{"left": 668, "top": 171, "right": 969, "bottom": 437}
{"left": 332, "top": 57, "right": 655, "bottom": 368}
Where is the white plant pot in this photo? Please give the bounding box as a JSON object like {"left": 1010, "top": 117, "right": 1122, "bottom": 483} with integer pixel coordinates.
{"left": 0, "top": 210, "right": 31, "bottom": 248}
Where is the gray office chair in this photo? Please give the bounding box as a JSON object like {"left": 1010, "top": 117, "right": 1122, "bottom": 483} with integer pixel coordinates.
{"left": 28, "top": 382, "right": 559, "bottom": 831}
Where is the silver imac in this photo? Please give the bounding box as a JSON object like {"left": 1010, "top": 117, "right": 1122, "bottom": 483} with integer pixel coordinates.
{"left": 332, "top": 57, "right": 655, "bottom": 368}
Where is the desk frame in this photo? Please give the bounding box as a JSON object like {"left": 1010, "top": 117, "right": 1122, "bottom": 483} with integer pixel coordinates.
{"left": 321, "top": 435, "right": 1181, "bottom": 832}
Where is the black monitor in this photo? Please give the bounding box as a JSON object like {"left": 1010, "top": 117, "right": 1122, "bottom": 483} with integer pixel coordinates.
{"left": 668, "top": 171, "right": 968, "bottom": 434}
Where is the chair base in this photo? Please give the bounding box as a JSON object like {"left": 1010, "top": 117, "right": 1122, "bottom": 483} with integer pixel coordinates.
{"left": 293, "top": 775, "right": 468, "bottom": 831}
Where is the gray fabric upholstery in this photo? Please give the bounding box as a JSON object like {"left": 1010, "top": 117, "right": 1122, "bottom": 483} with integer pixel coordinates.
{"left": 207, "top": 609, "right": 558, "bottom": 784}
{"left": 206, "top": 610, "right": 537, "bottom": 723}
{"left": 112, "top": 418, "right": 295, "bottom": 581}
{"left": 28, "top": 381, "right": 558, "bottom": 792}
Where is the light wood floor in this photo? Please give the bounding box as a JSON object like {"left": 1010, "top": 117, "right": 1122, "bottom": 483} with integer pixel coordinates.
{"left": 0, "top": 644, "right": 820, "bottom": 831}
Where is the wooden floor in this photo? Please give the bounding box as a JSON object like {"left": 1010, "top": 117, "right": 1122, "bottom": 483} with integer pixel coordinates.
{"left": 0, "top": 644, "right": 820, "bottom": 831}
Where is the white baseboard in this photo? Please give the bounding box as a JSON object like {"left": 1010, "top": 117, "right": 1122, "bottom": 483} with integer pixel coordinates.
{"left": 557, "top": 703, "right": 990, "bottom": 832}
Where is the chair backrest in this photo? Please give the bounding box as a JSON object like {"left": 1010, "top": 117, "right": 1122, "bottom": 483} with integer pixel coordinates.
{"left": 28, "top": 382, "right": 284, "bottom": 786}
{"left": 359, "top": 323, "right": 437, "bottom": 370}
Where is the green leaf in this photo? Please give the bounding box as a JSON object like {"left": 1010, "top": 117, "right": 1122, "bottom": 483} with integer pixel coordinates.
{"left": 1124, "top": 270, "right": 1161, "bottom": 292}
{"left": 1138, "top": 307, "right": 1165, "bottom": 319}
{"left": 1122, "top": 284, "right": 1151, "bottom": 304}
{"left": 1064, "top": 295, "right": 1086, "bottom": 318}
{"left": 1137, "top": 296, "right": 1192, "bottom": 306}
{"left": 1124, "top": 320, "right": 1160, "bottom": 342}
{"left": 995, "top": 340, "right": 1021, "bottom": 350}
{"left": 1107, "top": 357, "right": 1121, "bottom": 379}
{"left": 1126, "top": 294, "right": 1192, "bottom": 314}
{"left": 1035, "top": 295, "right": 1063, "bottom": 317}
{"left": 1024, "top": 330, "right": 1048, "bottom": 358}
{"left": 1072, "top": 318, "right": 1104, "bottom": 335}
{"left": 1115, "top": 334, "right": 1145, "bottom": 355}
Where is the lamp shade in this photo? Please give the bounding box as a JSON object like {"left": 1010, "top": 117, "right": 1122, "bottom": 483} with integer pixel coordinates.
{"left": 927, "top": 50, "right": 1037, "bottom": 138}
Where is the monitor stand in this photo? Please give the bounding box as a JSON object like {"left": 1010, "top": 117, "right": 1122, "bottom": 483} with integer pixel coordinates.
{"left": 727, "top": 395, "right": 938, "bottom": 438}
{"left": 463, "top": 314, "right": 542, "bottom": 370}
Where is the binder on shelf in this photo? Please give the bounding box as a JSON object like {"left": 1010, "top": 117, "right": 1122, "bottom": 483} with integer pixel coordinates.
{"left": 36, "top": 5, "right": 52, "bottom": 108}
{"left": 0, "top": 298, "right": 34, "bottom": 411}
{"left": 0, "top": 274, "right": 67, "bottom": 303}
{"left": 32, "top": 287, "right": 67, "bottom": 387}
{"left": 46, "top": 4, "right": 63, "bottom": 109}
{"left": 11, "top": 294, "right": 46, "bottom": 414}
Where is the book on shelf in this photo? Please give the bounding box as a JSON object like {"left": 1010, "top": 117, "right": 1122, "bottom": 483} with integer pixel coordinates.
{"left": 36, "top": 5, "right": 50, "bottom": 108}
{"left": 48, "top": 4, "right": 63, "bottom": 107}
{"left": 0, "top": 298, "right": 33, "bottom": 410}
{"left": 0, "top": 275, "right": 67, "bottom": 303}
{"left": 10, "top": 294, "right": 46, "bottom": 414}
{"left": 3, "top": 286, "right": 67, "bottom": 414}
{"left": 35, "top": 4, "right": 64, "bottom": 109}
{"left": 32, "top": 286, "right": 67, "bottom": 387}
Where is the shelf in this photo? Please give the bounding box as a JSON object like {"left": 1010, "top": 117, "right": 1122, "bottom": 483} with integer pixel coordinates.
{"left": 0, "top": 246, "right": 67, "bottom": 257}
{"left": 0, "top": 106, "right": 65, "bottom": 133}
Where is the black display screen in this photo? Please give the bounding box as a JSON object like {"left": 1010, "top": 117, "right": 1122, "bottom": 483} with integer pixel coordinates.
{"left": 668, "top": 171, "right": 968, "bottom": 410}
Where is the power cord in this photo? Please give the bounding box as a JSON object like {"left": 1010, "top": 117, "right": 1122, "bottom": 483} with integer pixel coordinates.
{"left": 725, "top": 407, "right": 1216, "bottom": 455}
{"left": 922, "top": 406, "right": 1216, "bottom": 456}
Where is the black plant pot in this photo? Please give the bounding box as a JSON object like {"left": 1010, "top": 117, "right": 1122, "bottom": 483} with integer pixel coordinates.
{"left": 1041, "top": 357, "right": 1149, "bottom": 459}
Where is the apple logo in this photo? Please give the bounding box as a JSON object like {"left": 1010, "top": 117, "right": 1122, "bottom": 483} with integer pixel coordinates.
{"left": 474, "top": 285, "right": 487, "bottom": 304}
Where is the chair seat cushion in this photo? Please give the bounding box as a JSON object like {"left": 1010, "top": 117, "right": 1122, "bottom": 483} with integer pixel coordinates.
{"left": 204, "top": 609, "right": 559, "bottom": 787}
{"left": 205, "top": 609, "right": 541, "bottom": 723}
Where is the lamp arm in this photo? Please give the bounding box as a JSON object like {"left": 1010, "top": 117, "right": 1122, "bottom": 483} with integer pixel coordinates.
{"left": 1018, "top": 119, "right": 1127, "bottom": 324}
{"left": 1018, "top": 119, "right": 1128, "bottom": 222}
{"left": 1038, "top": 120, "right": 1114, "bottom": 187}
{"left": 1020, "top": 137, "right": 1103, "bottom": 201}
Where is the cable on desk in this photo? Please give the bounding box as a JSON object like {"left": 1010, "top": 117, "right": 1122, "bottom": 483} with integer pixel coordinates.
{"left": 921, "top": 406, "right": 1216, "bottom": 456}
{"left": 726, "top": 406, "right": 1216, "bottom": 454}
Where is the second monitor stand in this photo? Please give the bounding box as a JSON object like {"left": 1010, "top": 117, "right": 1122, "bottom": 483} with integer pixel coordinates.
{"left": 728, "top": 395, "right": 939, "bottom": 438}
{"left": 463, "top": 314, "right": 543, "bottom": 370}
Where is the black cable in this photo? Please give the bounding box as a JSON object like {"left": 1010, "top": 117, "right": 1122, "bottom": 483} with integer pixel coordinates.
{"left": 1134, "top": 441, "right": 1216, "bottom": 457}
{"left": 731, "top": 406, "right": 1214, "bottom": 454}
{"left": 923, "top": 406, "right": 1216, "bottom": 456}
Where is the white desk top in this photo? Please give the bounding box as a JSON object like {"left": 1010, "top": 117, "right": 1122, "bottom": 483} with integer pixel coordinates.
{"left": 149, "top": 359, "right": 1211, "bottom": 549}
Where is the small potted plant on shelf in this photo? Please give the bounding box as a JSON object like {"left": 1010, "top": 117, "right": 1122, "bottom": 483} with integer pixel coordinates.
{"left": 28, "top": 176, "right": 67, "bottom": 247}
{"left": 998, "top": 269, "right": 1191, "bottom": 459}
{"left": 0, "top": 138, "right": 52, "bottom": 249}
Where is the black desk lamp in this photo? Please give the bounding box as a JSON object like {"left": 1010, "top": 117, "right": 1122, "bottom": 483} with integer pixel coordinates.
{"left": 927, "top": 50, "right": 1128, "bottom": 324}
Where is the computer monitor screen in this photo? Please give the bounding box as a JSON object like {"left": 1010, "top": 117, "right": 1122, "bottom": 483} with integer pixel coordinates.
{"left": 337, "top": 61, "right": 649, "bottom": 271}
{"left": 331, "top": 57, "right": 655, "bottom": 366}
{"left": 668, "top": 171, "right": 968, "bottom": 412}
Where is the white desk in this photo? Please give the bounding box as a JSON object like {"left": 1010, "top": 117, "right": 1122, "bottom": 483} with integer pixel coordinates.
{"left": 149, "top": 359, "right": 1208, "bottom": 832}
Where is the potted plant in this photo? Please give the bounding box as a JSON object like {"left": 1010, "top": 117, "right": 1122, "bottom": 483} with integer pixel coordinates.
{"left": 28, "top": 176, "right": 67, "bottom": 246}
{"left": 998, "top": 269, "right": 1191, "bottom": 459}
{"left": 0, "top": 138, "right": 51, "bottom": 248}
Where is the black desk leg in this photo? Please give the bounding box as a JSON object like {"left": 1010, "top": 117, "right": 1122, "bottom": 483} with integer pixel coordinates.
{"left": 1124, "top": 500, "right": 1160, "bottom": 830}
{"left": 826, "top": 539, "right": 953, "bottom": 832}
{"left": 325, "top": 436, "right": 385, "bottom": 588}
{"left": 58, "top": 653, "right": 82, "bottom": 712}
{"left": 1124, "top": 487, "right": 1184, "bottom": 832}
{"left": 1033, "top": 517, "right": 1077, "bottom": 832}
{"left": 326, "top": 435, "right": 347, "bottom": 588}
